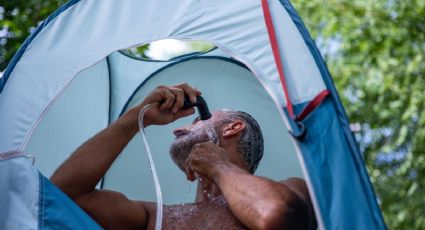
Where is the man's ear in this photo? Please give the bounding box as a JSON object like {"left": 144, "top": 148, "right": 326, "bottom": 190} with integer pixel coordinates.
{"left": 222, "top": 120, "right": 245, "bottom": 138}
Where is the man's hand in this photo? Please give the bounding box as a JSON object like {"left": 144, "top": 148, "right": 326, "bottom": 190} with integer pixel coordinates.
{"left": 185, "top": 141, "right": 231, "bottom": 182}
{"left": 131, "top": 83, "right": 201, "bottom": 127}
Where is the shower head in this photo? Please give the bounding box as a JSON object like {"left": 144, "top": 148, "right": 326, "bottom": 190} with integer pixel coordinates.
{"left": 182, "top": 95, "right": 212, "bottom": 120}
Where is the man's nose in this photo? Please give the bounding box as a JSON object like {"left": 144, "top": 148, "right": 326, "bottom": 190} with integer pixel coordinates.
{"left": 173, "top": 127, "right": 190, "bottom": 137}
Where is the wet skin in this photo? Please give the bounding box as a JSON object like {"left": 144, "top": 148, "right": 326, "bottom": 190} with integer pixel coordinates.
{"left": 142, "top": 177, "right": 314, "bottom": 230}
{"left": 148, "top": 114, "right": 249, "bottom": 229}
{"left": 50, "top": 84, "right": 316, "bottom": 230}
{"left": 144, "top": 196, "right": 247, "bottom": 230}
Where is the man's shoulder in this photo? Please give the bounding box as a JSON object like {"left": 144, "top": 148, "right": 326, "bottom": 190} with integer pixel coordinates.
{"left": 278, "top": 177, "right": 311, "bottom": 215}
{"left": 279, "top": 177, "right": 309, "bottom": 199}
{"left": 279, "top": 177, "right": 317, "bottom": 230}
{"left": 280, "top": 177, "right": 306, "bottom": 185}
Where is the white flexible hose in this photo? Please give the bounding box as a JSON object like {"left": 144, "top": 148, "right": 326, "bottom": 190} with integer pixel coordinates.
{"left": 137, "top": 105, "right": 218, "bottom": 230}
{"left": 138, "top": 105, "right": 163, "bottom": 230}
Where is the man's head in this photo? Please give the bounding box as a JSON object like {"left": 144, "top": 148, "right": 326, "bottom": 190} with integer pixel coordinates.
{"left": 170, "top": 109, "right": 264, "bottom": 174}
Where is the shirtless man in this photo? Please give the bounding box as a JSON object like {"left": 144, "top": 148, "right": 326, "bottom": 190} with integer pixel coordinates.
{"left": 50, "top": 83, "right": 317, "bottom": 229}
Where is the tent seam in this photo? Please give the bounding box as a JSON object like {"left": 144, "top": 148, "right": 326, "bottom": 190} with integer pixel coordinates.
{"left": 37, "top": 173, "right": 44, "bottom": 230}
{"left": 117, "top": 56, "right": 250, "bottom": 118}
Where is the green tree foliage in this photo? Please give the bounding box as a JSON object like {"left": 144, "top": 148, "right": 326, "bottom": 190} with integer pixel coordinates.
{"left": 291, "top": 0, "right": 425, "bottom": 228}
{"left": 0, "top": 0, "right": 67, "bottom": 70}
{"left": 122, "top": 39, "right": 215, "bottom": 61}
{"left": 1, "top": 0, "right": 423, "bottom": 229}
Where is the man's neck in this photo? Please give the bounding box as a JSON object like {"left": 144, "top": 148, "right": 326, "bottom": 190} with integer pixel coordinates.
{"left": 192, "top": 140, "right": 247, "bottom": 203}
{"left": 195, "top": 179, "right": 222, "bottom": 203}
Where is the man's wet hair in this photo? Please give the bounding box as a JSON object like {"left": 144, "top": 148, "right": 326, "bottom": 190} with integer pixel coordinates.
{"left": 218, "top": 110, "right": 264, "bottom": 173}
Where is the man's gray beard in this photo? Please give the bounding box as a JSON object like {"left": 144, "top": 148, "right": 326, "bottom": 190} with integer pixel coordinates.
{"left": 169, "top": 129, "right": 210, "bottom": 171}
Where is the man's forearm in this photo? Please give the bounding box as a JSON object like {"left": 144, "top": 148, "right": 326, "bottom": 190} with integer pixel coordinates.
{"left": 50, "top": 83, "right": 200, "bottom": 200}
{"left": 213, "top": 163, "right": 300, "bottom": 230}
{"left": 50, "top": 107, "right": 142, "bottom": 199}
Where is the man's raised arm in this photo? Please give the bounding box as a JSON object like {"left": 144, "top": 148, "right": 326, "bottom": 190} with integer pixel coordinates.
{"left": 50, "top": 83, "right": 200, "bottom": 229}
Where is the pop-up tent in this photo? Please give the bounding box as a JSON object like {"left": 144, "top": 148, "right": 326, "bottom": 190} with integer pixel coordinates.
{"left": 0, "top": 0, "right": 386, "bottom": 229}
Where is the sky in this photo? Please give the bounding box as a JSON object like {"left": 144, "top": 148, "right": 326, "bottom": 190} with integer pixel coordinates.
{"left": 145, "top": 39, "right": 191, "bottom": 60}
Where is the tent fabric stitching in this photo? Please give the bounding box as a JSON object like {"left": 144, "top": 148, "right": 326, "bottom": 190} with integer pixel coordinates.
{"left": 107, "top": 56, "right": 113, "bottom": 124}
{"left": 20, "top": 74, "right": 78, "bottom": 151}
{"left": 0, "top": 150, "right": 26, "bottom": 160}
{"left": 261, "top": 0, "right": 295, "bottom": 119}
{"left": 99, "top": 56, "right": 114, "bottom": 190}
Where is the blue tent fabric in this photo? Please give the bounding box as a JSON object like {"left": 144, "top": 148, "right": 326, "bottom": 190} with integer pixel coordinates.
{"left": 293, "top": 98, "right": 386, "bottom": 229}
{"left": 278, "top": 0, "right": 386, "bottom": 228}
{"left": 38, "top": 174, "right": 102, "bottom": 230}
{"left": 0, "top": 152, "right": 102, "bottom": 229}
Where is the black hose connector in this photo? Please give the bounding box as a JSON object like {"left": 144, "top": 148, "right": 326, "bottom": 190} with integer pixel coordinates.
{"left": 182, "top": 95, "right": 212, "bottom": 120}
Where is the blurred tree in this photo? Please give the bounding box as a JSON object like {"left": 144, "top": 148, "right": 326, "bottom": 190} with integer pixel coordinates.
{"left": 122, "top": 39, "right": 215, "bottom": 61}
{"left": 0, "top": 0, "right": 67, "bottom": 71}
{"left": 291, "top": 0, "right": 425, "bottom": 229}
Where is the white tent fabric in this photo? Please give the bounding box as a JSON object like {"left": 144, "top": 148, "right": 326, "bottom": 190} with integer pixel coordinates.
{"left": 0, "top": 0, "right": 326, "bottom": 153}
{"left": 0, "top": 151, "right": 39, "bottom": 230}
{"left": 23, "top": 60, "right": 110, "bottom": 177}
